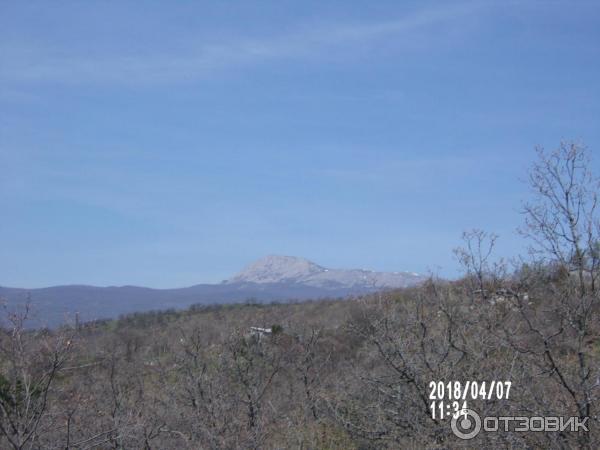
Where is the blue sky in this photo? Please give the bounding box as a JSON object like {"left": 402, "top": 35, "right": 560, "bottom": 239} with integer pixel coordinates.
{"left": 1, "top": 1, "right": 599, "bottom": 288}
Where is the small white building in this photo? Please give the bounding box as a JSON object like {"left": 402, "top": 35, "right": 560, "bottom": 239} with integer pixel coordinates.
{"left": 249, "top": 326, "right": 272, "bottom": 336}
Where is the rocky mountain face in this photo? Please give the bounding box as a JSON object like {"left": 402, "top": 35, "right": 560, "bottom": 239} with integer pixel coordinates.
{"left": 226, "top": 255, "right": 425, "bottom": 290}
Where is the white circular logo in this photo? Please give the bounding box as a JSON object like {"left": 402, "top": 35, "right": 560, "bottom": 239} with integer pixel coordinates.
{"left": 451, "top": 409, "right": 481, "bottom": 440}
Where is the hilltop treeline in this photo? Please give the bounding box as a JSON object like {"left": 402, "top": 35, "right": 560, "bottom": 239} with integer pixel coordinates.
{"left": 1, "top": 144, "right": 599, "bottom": 449}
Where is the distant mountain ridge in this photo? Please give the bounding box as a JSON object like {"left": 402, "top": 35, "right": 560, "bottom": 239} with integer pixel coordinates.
{"left": 0, "top": 255, "right": 426, "bottom": 327}
{"left": 226, "top": 255, "right": 424, "bottom": 289}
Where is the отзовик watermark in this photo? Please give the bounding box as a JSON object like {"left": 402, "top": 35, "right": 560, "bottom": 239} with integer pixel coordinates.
{"left": 450, "top": 409, "right": 589, "bottom": 440}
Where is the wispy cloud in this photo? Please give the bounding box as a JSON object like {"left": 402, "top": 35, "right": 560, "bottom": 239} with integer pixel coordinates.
{"left": 315, "top": 152, "right": 515, "bottom": 189}
{"left": 0, "top": 3, "right": 481, "bottom": 85}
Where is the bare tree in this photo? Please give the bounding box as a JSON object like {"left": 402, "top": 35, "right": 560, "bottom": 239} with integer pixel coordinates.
{"left": 515, "top": 142, "right": 600, "bottom": 449}
{"left": 0, "top": 303, "right": 73, "bottom": 450}
{"left": 521, "top": 142, "right": 600, "bottom": 293}
{"left": 454, "top": 229, "right": 506, "bottom": 299}
{"left": 222, "top": 330, "right": 282, "bottom": 450}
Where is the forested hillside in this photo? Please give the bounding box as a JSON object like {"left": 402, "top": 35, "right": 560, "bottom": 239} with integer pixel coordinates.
{"left": 1, "top": 269, "right": 598, "bottom": 449}
{"left": 1, "top": 145, "right": 599, "bottom": 449}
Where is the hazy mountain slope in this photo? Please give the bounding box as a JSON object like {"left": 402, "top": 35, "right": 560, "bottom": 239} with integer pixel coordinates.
{"left": 0, "top": 283, "right": 352, "bottom": 328}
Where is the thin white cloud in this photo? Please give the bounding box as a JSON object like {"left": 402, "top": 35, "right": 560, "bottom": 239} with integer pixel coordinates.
{"left": 0, "top": 3, "right": 482, "bottom": 85}
{"left": 315, "top": 153, "right": 511, "bottom": 188}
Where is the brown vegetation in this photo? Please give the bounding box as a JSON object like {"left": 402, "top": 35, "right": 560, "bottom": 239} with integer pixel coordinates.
{"left": 1, "top": 143, "right": 599, "bottom": 449}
